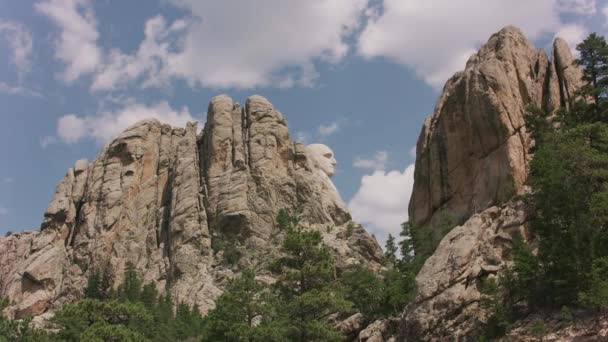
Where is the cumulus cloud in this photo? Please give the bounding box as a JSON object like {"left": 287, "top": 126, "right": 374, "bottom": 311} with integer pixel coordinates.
{"left": 357, "top": 0, "right": 568, "bottom": 89}
{"left": 91, "top": 16, "right": 187, "bottom": 91}
{"left": 57, "top": 101, "right": 199, "bottom": 143}
{"left": 0, "top": 21, "right": 33, "bottom": 78}
{"left": 318, "top": 122, "right": 340, "bottom": 138}
{"left": 556, "top": 0, "right": 597, "bottom": 15}
{"left": 35, "top": 0, "right": 102, "bottom": 82}
{"left": 40, "top": 0, "right": 369, "bottom": 89}
{"left": 353, "top": 150, "right": 389, "bottom": 170}
{"left": 555, "top": 23, "right": 588, "bottom": 55}
{"left": 163, "top": 0, "right": 368, "bottom": 89}
{"left": 348, "top": 164, "right": 415, "bottom": 245}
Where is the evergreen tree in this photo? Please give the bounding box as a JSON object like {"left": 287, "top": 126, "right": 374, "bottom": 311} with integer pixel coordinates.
{"left": 139, "top": 283, "right": 158, "bottom": 310}
{"left": 119, "top": 262, "right": 142, "bottom": 302}
{"left": 202, "top": 269, "right": 271, "bottom": 341}
{"left": 528, "top": 123, "right": 608, "bottom": 307}
{"left": 340, "top": 265, "right": 384, "bottom": 320}
{"left": 84, "top": 269, "right": 102, "bottom": 300}
{"left": 384, "top": 234, "right": 398, "bottom": 264}
{"left": 575, "top": 33, "right": 608, "bottom": 121}
{"left": 272, "top": 209, "right": 351, "bottom": 342}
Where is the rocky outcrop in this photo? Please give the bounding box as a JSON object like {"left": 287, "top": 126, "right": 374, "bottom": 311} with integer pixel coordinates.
{"left": 404, "top": 201, "right": 528, "bottom": 339}
{"left": 400, "top": 27, "right": 584, "bottom": 341}
{"left": 409, "top": 26, "right": 583, "bottom": 237}
{"left": 0, "top": 95, "right": 383, "bottom": 319}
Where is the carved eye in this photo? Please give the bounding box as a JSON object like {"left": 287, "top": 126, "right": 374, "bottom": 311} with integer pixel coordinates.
{"left": 323, "top": 153, "right": 333, "bottom": 158}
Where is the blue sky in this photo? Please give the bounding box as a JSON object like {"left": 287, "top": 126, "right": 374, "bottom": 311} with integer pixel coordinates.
{"left": 0, "top": 0, "right": 606, "bottom": 244}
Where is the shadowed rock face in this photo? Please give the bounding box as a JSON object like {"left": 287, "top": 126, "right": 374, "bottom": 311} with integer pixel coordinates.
{"left": 409, "top": 26, "right": 582, "bottom": 234}
{"left": 0, "top": 95, "right": 384, "bottom": 319}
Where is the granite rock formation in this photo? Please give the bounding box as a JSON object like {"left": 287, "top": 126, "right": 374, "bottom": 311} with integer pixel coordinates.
{"left": 409, "top": 27, "right": 582, "bottom": 234}
{"left": 344, "top": 27, "right": 586, "bottom": 341}
{"left": 400, "top": 27, "right": 584, "bottom": 340}
{"left": 0, "top": 95, "right": 384, "bottom": 320}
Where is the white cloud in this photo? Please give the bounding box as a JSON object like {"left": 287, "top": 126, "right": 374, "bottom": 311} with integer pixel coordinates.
{"left": 557, "top": 0, "right": 596, "bottom": 15}
{"left": 44, "top": 0, "right": 369, "bottom": 90}
{"left": 163, "top": 0, "right": 368, "bottom": 89}
{"left": 2, "top": 178, "right": 13, "bottom": 184}
{"left": 318, "top": 122, "right": 340, "bottom": 138}
{"left": 348, "top": 164, "right": 415, "bottom": 244}
{"left": 357, "top": 0, "right": 568, "bottom": 89}
{"left": 0, "top": 82, "right": 42, "bottom": 97}
{"left": 40, "top": 136, "right": 57, "bottom": 148}
{"left": 0, "top": 206, "right": 7, "bottom": 216}
{"left": 0, "top": 21, "right": 33, "bottom": 78}
{"left": 91, "top": 16, "right": 186, "bottom": 91}
{"left": 57, "top": 100, "right": 199, "bottom": 143}
{"left": 353, "top": 150, "right": 389, "bottom": 170}
{"left": 555, "top": 23, "right": 588, "bottom": 55}
{"left": 35, "top": 0, "right": 102, "bottom": 82}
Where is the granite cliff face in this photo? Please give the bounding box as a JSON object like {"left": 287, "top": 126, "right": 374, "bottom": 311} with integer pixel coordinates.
{"left": 409, "top": 26, "right": 582, "bottom": 233}
{"left": 0, "top": 95, "right": 384, "bottom": 320}
{"left": 401, "top": 27, "right": 584, "bottom": 340}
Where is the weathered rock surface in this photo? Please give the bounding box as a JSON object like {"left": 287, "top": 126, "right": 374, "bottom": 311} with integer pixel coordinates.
{"left": 399, "top": 27, "right": 585, "bottom": 341}
{"left": 0, "top": 95, "right": 383, "bottom": 319}
{"left": 501, "top": 311, "right": 608, "bottom": 341}
{"left": 404, "top": 201, "right": 528, "bottom": 340}
{"left": 409, "top": 26, "right": 583, "bottom": 237}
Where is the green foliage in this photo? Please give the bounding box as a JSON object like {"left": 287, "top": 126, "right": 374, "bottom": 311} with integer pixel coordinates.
{"left": 272, "top": 211, "right": 351, "bottom": 341}
{"left": 528, "top": 123, "right": 608, "bottom": 307}
{"left": 118, "top": 262, "right": 142, "bottom": 303}
{"left": 212, "top": 237, "right": 242, "bottom": 267}
{"left": 52, "top": 299, "right": 153, "bottom": 341}
{"left": 139, "top": 283, "right": 158, "bottom": 310}
{"left": 0, "top": 304, "right": 54, "bottom": 342}
{"left": 202, "top": 269, "right": 271, "bottom": 341}
{"left": 479, "top": 277, "right": 509, "bottom": 339}
{"left": 529, "top": 319, "right": 546, "bottom": 338}
{"left": 85, "top": 260, "right": 114, "bottom": 300}
{"left": 345, "top": 223, "right": 355, "bottom": 237}
{"left": 493, "top": 32, "right": 608, "bottom": 335}
{"left": 340, "top": 265, "right": 384, "bottom": 320}
{"left": 561, "top": 305, "right": 573, "bottom": 322}
{"left": 575, "top": 33, "right": 608, "bottom": 121}
{"left": 384, "top": 234, "right": 398, "bottom": 264}
{"left": 578, "top": 257, "right": 608, "bottom": 309}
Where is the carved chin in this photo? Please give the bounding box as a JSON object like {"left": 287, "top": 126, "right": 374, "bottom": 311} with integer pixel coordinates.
{"left": 321, "top": 167, "right": 335, "bottom": 177}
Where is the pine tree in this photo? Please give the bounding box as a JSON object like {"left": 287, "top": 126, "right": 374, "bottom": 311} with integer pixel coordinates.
{"left": 576, "top": 33, "right": 608, "bottom": 121}
{"left": 340, "top": 265, "right": 384, "bottom": 320}
{"left": 202, "top": 269, "right": 270, "bottom": 341}
{"left": 384, "top": 234, "right": 398, "bottom": 264}
{"left": 139, "top": 283, "right": 158, "bottom": 310}
{"left": 119, "top": 262, "right": 142, "bottom": 303}
{"left": 272, "top": 209, "right": 351, "bottom": 342}
{"left": 84, "top": 269, "right": 102, "bottom": 299}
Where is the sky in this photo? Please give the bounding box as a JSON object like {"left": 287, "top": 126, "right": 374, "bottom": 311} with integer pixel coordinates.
{"left": 0, "top": 0, "right": 607, "bottom": 245}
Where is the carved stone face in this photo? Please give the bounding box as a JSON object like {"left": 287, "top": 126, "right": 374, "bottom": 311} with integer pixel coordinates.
{"left": 307, "top": 144, "right": 337, "bottom": 177}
